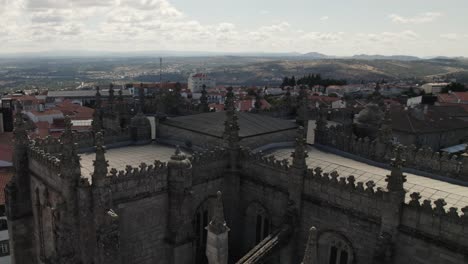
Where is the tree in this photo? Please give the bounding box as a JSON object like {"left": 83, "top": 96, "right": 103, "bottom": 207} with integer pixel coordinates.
{"left": 441, "top": 82, "right": 467, "bottom": 93}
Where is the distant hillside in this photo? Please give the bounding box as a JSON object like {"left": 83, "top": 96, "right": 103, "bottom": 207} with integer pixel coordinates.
{"left": 351, "top": 54, "right": 421, "bottom": 61}
{"left": 302, "top": 52, "right": 331, "bottom": 59}
{"left": 207, "top": 58, "right": 468, "bottom": 85}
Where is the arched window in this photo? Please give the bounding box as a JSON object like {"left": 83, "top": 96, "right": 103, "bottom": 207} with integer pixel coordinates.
{"left": 318, "top": 232, "right": 354, "bottom": 264}
{"left": 193, "top": 197, "right": 216, "bottom": 264}
{"left": 244, "top": 202, "right": 271, "bottom": 251}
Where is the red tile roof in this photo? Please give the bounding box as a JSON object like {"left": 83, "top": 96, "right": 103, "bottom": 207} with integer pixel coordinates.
{"left": 192, "top": 73, "right": 208, "bottom": 78}
{"left": 438, "top": 92, "right": 468, "bottom": 104}
{"left": 29, "top": 109, "right": 62, "bottom": 116}
{"left": 0, "top": 169, "right": 13, "bottom": 205}
{"left": 0, "top": 133, "right": 13, "bottom": 165}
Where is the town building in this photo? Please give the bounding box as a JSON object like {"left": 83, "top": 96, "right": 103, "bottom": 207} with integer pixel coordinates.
{"left": 420, "top": 82, "right": 449, "bottom": 94}
{"left": 188, "top": 73, "right": 216, "bottom": 93}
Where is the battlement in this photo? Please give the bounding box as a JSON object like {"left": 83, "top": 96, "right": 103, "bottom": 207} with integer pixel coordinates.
{"left": 107, "top": 161, "right": 168, "bottom": 202}
{"left": 401, "top": 192, "right": 468, "bottom": 249}
{"left": 304, "top": 167, "right": 385, "bottom": 219}
{"left": 190, "top": 147, "right": 228, "bottom": 165}
{"left": 240, "top": 147, "right": 290, "bottom": 171}
{"left": 316, "top": 124, "right": 468, "bottom": 181}
{"left": 28, "top": 144, "right": 61, "bottom": 173}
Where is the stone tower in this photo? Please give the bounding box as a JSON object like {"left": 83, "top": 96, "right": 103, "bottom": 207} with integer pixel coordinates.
{"left": 206, "top": 191, "right": 229, "bottom": 264}
{"left": 130, "top": 88, "right": 151, "bottom": 143}
{"left": 5, "top": 107, "right": 35, "bottom": 264}
{"left": 166, "top": 146, "right": 193, "bottom": 264}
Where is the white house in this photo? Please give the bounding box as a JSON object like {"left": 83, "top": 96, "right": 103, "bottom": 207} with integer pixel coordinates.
{"left": 188, "top": 73, "right": 216, "bottom": 93}
{"left": 420, "top": 83, "right": 449, "bottom": 94}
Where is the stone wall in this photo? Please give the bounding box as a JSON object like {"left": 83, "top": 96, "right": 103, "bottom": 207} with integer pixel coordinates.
{"left": 117, "top": 195, "right": 169, "bottom": 264}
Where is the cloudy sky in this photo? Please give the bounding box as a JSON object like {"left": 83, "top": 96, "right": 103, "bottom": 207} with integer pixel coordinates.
{"left": 1, "top": 0, "right": 467, "bottom": 56}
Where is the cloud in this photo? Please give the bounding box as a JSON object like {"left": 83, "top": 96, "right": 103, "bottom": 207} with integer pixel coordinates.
{"left": 360, "top": 30, "right": 419, "bottom": 43}
{"left": 260, "top": 10, "right": 269, "bottom": 15}
{"left": 0, "top": 0, "right": 462, "bottom": 56}
{"left": 389, "top": 12, "right": 442, "bottom": 24}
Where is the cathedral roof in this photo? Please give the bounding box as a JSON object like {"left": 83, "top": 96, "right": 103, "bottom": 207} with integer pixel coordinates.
{"left": 162, "top": 111, "right": 298, "bottom": 139}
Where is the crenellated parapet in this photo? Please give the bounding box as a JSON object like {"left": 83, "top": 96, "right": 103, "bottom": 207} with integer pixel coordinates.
{"left": 240, "top": 147, "right": 290, "bottom": 171}
{"left": 108, "top": 161, "right": 167, "bottom": 183}
{"left": 106, "top": 160, "right": 168, "bottom": 202}
{"left": 28, "top": 144, "right": 61, "bottom": 173}
{"left": 304, "top": 167, "right": 386, "bottom": 219}
{"left": 32, "top": 135, "right": 61, "bottom": 153}
{"left": 401, "top": 191, "right": 468, "bottom": 250}
{"left": 190, "top": 147, "right": 229, "bottom": 166}
{"left": 316, "top": 124, "right": 468, "bottom": 181}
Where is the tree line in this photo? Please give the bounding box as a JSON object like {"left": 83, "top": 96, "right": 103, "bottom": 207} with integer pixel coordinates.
{"left": 281, "top": 74, "right": 347, "bottom": 88}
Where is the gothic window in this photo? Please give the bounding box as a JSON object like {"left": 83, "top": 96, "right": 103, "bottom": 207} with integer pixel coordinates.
{"left": 318, "top": 232, "right": 354, "bottom": 264}
{"left": 255, "top": 214, "right": 270, "bottom": 244}
{"left": 244, "top": 202, "right": 271, "bottom": 251}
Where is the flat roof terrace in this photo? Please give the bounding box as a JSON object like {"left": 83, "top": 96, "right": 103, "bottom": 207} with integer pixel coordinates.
{"left": 79, "top": 143, "right": 187, "bottom": 180}
{"left": 265, "top": 146, "right": 468, "bottom": 210}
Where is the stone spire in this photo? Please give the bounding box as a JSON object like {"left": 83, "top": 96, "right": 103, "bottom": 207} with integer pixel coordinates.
{"left": 254, "top": 90, "right": 262, "bottom": 112}
{"left": 92, "top": 131, "right": 108, "bottom": 187}
{"left": 302, "top": 226, "right": 318, "bottom": 264}
{"left": 92, "top": 86, "right": 103, "bottom": 133}
{"left": 224, "top": 87, "right": 235, "bottom": 112}
{"left": 206, "top": 191, "right": 229, "bottom": 264}
{"left": 223, "top": 87, "right": 240, "bottom": 149}
{"left": 207, "top": 191, "right": 229, "bottom": 234}
{"left": 108, "top": 83, "right": 115, "bottom": 110}
{"left": 291, "top": 126, "right": 308, "bottom": 168}
{"left": 138, "top": 83, "right": 145, "bottom": 113}
{"left": 200, "top": 84, "right": 209, "bottom": 112}
{"left": 385, "top": 145, "right": 407, "bottom": 193}
{"left": 297, "top": 86, "right": 309, "bottom": 127}
{"left": 95, "top": 86, "right": 102, "bottom": 108}
{"left": 60, "top": 116, "right": 81, "bottom": 180}
{"left": 118, "top": 88, "right": 124, "bottom": 104}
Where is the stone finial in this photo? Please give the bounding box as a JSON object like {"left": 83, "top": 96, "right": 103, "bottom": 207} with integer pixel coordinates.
{"left": 291, "top": 126, "right": 308, "bottom": 168}
{"left": 95, "top": 86, "right": 102, "bottom": 109}
{"left": 409, "top": 192, "right": 422, "bottom": 207}
{"left": 461, "top": 207, "right": 468, "bottom": 223}
{"left": 433, "top": 198, "right": 447, "bottom": 216}
{"left": 92, "top": 132, "right": 109, "bottom": 186}
{"left": 302, "top": 226, "right": 318, "bottom": 264}
{"left": 92, "top": 86, "right": 103, "bottom": 133}
{"left": 168, "top": 146, "right": 191, "bottom": 169}
{"left": 385, "top": 145, "right": 407, "bottom": 193}
{"left": 200, "top": 85, "right": 209, "bottom": 112}
{"left": 207, "top": 191, "right": 229, "bottom": 234}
